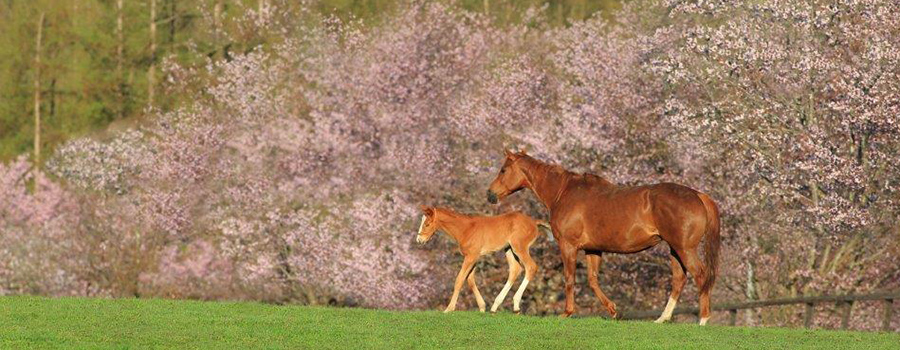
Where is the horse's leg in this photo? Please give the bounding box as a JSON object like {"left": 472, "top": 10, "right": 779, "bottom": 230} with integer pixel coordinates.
{"left": 466, "top": 268, "right": 486, "bottom": 312}
{"left": 490, "top": 249, "right": 522, "bottom": 313}
{"left": 585, "top": 252, "right": 618, "bottom": 318}
{"left": 654, "top": 250, "right": 687, "bottom": 323}
{"left": 445, "top": 256, "right": 477, "bottom": 313}
{"left": 510, "top": 245, "right": 538, "bottom": 314}
{"left": 559, "top": 242, "right": 578, "bottom": 318}
{"left": 676, "top": 248, "right": 709, "bottom": 325}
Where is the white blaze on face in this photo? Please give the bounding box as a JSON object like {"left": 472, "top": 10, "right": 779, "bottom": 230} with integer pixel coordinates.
{"left": 417, "top": 215, "right": 427, "bottom": 234}
{"left": 416, "top": 215, "right": 427, "bottom": 243}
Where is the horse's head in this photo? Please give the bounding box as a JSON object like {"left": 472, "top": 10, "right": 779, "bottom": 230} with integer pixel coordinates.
{"left": 487, "top": 149, "right": 529, "bottom": 204}
{"left": 416, "top": 205, "right": 439, "bottom": 244}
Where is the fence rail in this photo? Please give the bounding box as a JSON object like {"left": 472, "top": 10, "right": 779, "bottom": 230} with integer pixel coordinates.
{"left": 620, "top": 292, "right": 899, "bottom": 331}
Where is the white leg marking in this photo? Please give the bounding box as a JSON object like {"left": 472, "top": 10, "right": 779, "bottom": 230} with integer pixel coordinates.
{"left": 699, "top": 317, "right": 709, "bottom": 326}
{"left": 513, "top": 278, "right": 530, "bottom": 312}
{"left": 654, "top": 297, "right": 677, "bottom": 323}
{"left": 491, "top": 281, "right": 514, "bottom": 312}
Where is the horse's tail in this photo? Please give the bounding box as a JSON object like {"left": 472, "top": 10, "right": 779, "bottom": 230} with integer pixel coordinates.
{"left": 536, "top": 220, "right": 553, "bottom": 240}
{"left": 697, "top": 192, "right": 721, "bottom": 295}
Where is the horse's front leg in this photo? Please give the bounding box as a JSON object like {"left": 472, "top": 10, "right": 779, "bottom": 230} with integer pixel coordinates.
{"left": 445, "top": 256, "right": 477, "bottom": 313}
{"left": 559, "top": 242, "right": 578, "bottom": 318}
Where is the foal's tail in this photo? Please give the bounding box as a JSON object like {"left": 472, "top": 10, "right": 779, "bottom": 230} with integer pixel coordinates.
{"left": 697, "top": 192, "right": 721, "bottom": 295}
{"left": 535, "top": 220, "right": 554, "bottom": 240}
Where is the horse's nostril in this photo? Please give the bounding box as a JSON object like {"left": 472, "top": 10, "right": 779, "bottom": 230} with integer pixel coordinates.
{"left": 487, "top": 190, "right": 498, "bottom": 204}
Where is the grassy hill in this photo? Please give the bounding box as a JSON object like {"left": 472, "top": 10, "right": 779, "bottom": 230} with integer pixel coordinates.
{"left": 0, "top": 296, "right": 896, "bottom": 349}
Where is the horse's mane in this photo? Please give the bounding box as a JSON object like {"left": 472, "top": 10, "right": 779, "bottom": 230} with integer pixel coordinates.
{"left": 434, "top": 207, "right": 472, "bottom": 219}
{"left": 520, "top": 154, "right": 613, "bottom": 185}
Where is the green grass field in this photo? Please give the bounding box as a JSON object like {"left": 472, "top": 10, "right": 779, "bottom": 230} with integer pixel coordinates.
{"left": 0, "top": 296, "right": 896, "bottom": 349}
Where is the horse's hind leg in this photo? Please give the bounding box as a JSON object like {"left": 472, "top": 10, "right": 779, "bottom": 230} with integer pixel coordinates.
{"left": 490, "top": 249, "right": 522, "bottom": 313}
{"left": 510, "top": 243, "right": 538, "bottom": 314}
{"left": 467, "top": 268, "right": 486, "bottom": 312}
{"left": 586, "top": 252, "right": 618, "bottom": 318}
{"left": 675, "top": 248, "right": 709, "bottom": 325}
{"left": 655, "top": 249, "right": 687, "bottom": 323}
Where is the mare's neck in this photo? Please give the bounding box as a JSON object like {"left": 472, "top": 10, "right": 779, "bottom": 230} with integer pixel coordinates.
{"left": 518, "top": 157, "right": 568, "bottom": 209}
{"left": 518, "top": 156, "right": 613, "bottom": 209}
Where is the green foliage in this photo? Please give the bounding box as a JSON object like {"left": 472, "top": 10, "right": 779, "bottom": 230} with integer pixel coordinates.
{"left": 0, "top": 296, "right": 897, "bottom": 349}
{"left": 0, "top": 0, "right": 621, "bottom": 162}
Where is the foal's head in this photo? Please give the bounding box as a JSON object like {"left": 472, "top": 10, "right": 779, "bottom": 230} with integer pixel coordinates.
{"left": 416, "top": 205, "right": 439, "bottom": 244}
{"left": 487, "top": 149, "right": 529, "bottom": 204}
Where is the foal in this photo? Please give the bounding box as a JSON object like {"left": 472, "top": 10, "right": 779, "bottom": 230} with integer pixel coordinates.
{"left": 416, "top": 205, "right": 542, "bottom": 314}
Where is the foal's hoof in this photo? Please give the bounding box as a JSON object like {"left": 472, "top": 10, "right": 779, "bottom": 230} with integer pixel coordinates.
{"left": 653, "top": 317, "right": 670, "bottom": 324}
{"left": 559, "top": 311, "right": 574, "bottom": 319}
{"left": 515, "top": 310, "right": 521, "bottom": 315}
{"left": 607, "top": 304, "right": 619, "bottom": 319}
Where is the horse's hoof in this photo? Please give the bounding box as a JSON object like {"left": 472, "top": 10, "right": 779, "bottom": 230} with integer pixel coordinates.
{"left": 515, "top": 310, "right": 521, "bottom": 315}
{"left": 559, "top": 312, "right": 573, "bottom": 319}
{"left": 654, "top": 318, "right": 669, "bottom": 324}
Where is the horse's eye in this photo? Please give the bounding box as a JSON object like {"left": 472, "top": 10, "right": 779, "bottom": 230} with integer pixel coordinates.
{"left": 500, "top": 168, "right": 506, "bottom": 174}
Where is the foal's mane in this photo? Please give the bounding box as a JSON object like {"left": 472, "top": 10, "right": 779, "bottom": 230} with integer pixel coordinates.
{"left": 434, "top": 207, "right": 472, "bottom": 219}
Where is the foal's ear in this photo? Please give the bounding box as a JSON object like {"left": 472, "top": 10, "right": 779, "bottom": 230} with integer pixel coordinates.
{"left": 419, "top": 205, "right": 434, "bottom": 216}
{"left": 504, "top": 149, "right": 515, "bottom": 158}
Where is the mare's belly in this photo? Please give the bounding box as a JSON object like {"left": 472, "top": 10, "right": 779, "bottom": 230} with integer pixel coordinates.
{"left": 583, "top": 225, "right": 661, "bottom": 253}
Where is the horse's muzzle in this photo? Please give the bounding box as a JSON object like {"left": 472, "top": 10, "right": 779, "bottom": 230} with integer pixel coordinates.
{"left": 416, "top": 235, "right": 427, "bottom": 244}
{"left": 487, "top": 190, "right": 498, "bottom": 204}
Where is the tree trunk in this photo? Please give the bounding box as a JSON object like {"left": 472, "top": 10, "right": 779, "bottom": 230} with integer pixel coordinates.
{"left": 259, "top": 0, "right": 268, "bottom": 22}
{"left": 214, "top": 0, "right": 223, "bottom": 57}
{"left": 744, "top": 234, "right": 760, "bottom": 326}
{"left": 116, "top": 0, "right": 124, "bottom": 118}
{"left": 148, "top": 0, "right": 157, "bottom": 107}
{"left": 33, "top": 12, "right": 45, "bottom": 174}
{"left": 169, "top": 0, "right": 177, "bottom": 45}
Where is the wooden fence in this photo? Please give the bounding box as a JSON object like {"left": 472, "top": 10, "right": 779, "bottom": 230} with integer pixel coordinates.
{"left": 620, "top": 292, "right": 899, "bottom": 331}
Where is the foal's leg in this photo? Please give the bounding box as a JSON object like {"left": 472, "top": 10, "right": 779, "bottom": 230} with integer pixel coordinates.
{"left": 445, "top": 256, "right": 477, "bottom": 313}
{"left": 676, "top": 248, "right": 709, "bottom": 325}
{"left": 490, "top": 249, "right": 522, "bottom": 313}
{"left": 467, "top": 268, "right": 486, "bottom": 312}
{"left": 655, "top": 250, "right": 687, "bottom": 323}
{"left": 510, "top": 244, "right": 538, "bottom": 314}
{"left": 585, "top": 252, "right": 618, "bottom": 318}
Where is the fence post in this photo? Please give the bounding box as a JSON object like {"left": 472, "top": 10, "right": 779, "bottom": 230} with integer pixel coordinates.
{"left": 884, "top": 299, "right": 894, "bottom": 332}
{"left": 804, "top": 302, "right": 815, "bottom": 328}
{"left": 839, "top": 300, "right": 853, "bottom": 330}
{"left": 729, "top": 309, "right": 737, "bottom": 326}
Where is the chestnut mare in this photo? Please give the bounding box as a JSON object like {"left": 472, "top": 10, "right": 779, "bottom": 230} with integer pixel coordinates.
{"left": 487, "top": 150, "right": 721, "bottom": 325}
{"left": 416, "top": 206, "right": 545, "bottom": 314}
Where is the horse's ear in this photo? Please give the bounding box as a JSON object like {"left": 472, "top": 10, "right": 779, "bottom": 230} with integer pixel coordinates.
{"left": 504, "top": 149, "right": 515, "bottom": 158}
{"left": 516, "top": 144, "right": 530, "bottom": 155}
{"left": 420, "top": 205, "right": 434, "bottom": 216}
